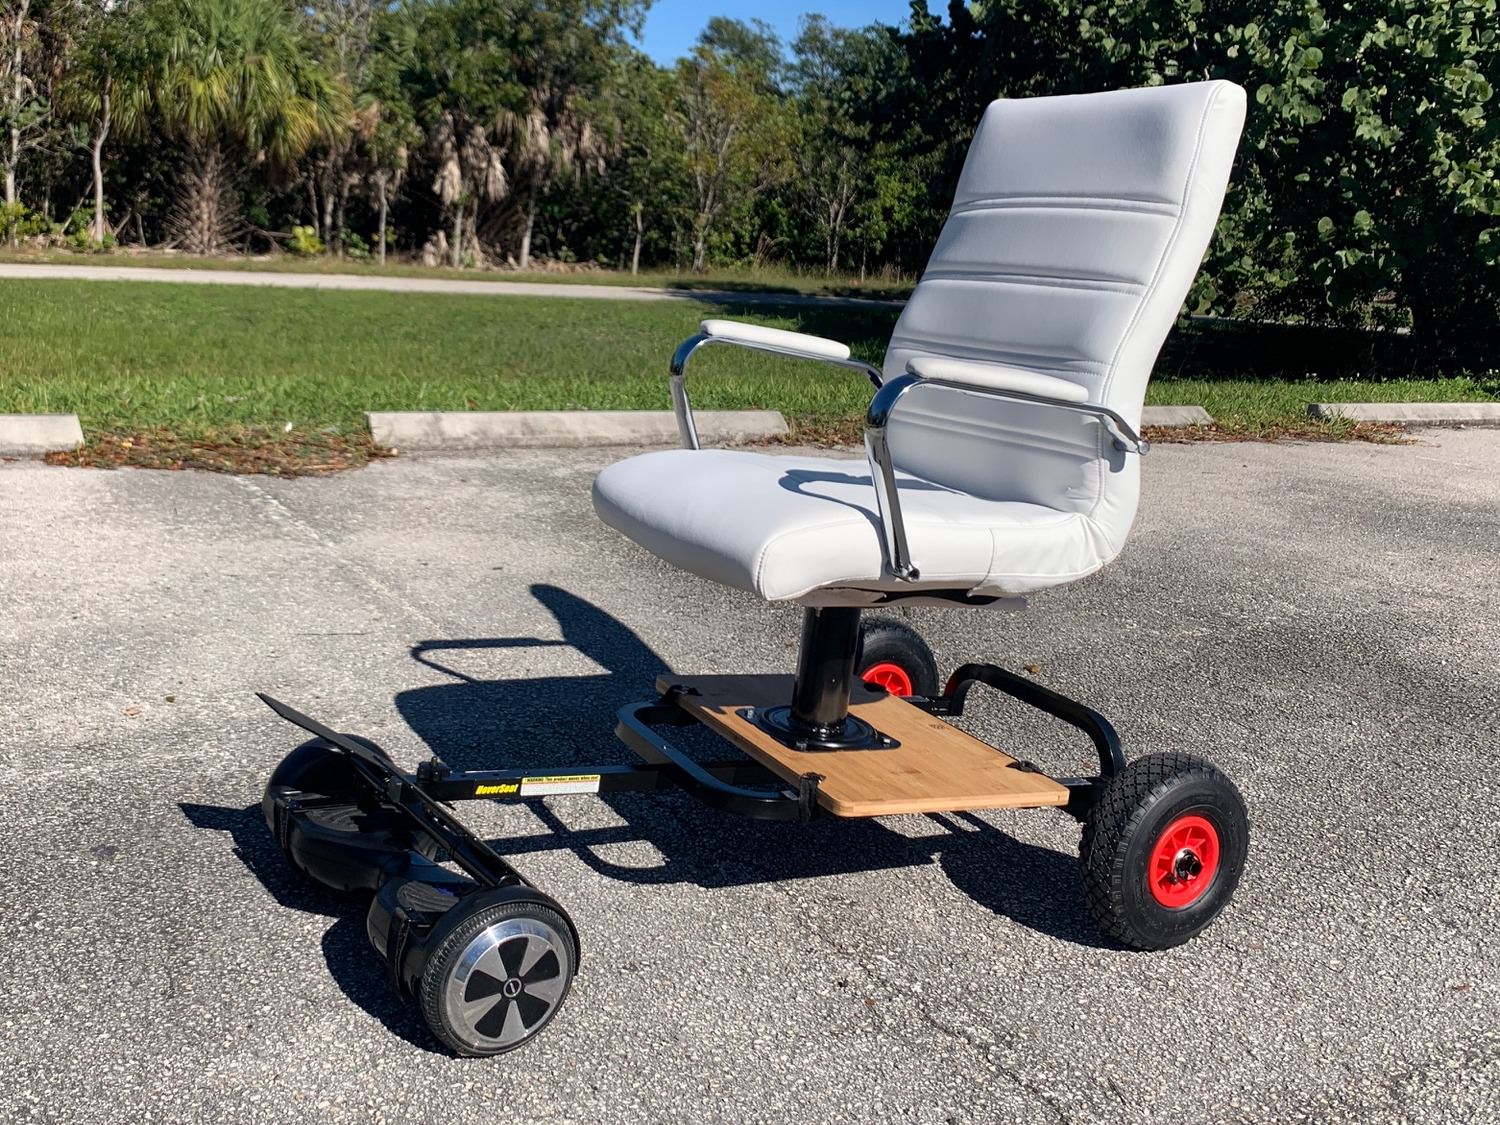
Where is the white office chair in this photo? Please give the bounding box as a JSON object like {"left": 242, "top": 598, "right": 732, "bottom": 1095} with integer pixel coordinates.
{"left": 595, "top": 80, "right": 1246, "bottom": 609}
{"left": 590, "top": 82, "right": 1250, "bottom": 953}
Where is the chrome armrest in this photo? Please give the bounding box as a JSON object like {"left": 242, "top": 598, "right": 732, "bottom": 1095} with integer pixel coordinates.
{"left": 863, "top": 373, "right": 1152, "bottom": 581}
{"left": 669, "top": 323, "right": 884, "bottom": 450}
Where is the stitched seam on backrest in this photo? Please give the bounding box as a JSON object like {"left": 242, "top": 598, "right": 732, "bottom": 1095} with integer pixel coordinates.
{"left": 886, "top": 338, "right": 1111, "bottom": 370}
{"left": 951, "top": 193, "right": 1181, "bottom": 211}
{"left": 917, "top": 270, "right": 1147, "bottom": 294}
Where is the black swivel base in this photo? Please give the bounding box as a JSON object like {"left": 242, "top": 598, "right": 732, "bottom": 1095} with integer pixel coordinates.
{"left": 741, "top": 606, "right": 899, "bottom": 752}
{"left": 740, "top": 704, "right": 899, "bottom": 752}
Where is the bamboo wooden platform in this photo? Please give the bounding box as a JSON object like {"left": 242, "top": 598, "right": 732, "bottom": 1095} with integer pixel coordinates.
{"left": 657, "top": 674, "right": 1070, "bottom": 817}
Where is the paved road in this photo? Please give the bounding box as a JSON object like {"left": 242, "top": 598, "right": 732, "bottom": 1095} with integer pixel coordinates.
{"left": 0, "top": 261, "right": 899, "bottom": 308}
{"left": 1, "top": 434, "right": 1496, "bottom": 1124}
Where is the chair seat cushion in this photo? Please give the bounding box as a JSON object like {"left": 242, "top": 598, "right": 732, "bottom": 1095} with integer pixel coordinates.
{"left": 592, "top": 450, "right": 1117, "bottom": 602}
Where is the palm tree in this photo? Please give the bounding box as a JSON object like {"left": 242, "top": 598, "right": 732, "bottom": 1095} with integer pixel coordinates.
{"left": 143, "top": 0, "right": 347, "bottom": 253}
{"left": 498, "top": 91, "right": 607, "bottom": 269}
{"left": 429, "top": 109, "right": 506, "bottom": 268}
{"left": 354, "top": 95, "right": 415, "bottom": 264}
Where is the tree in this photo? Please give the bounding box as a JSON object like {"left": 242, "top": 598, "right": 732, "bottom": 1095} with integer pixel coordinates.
{"left": 499, "top": 95, "right": 606, "bottom": 267}
{"left": 141, "top": 0, "right": 346, "bottom": 253}
{"left": 497, "top": 0, "right": 636, "bottom": 268}
{"left": 352, "top": 5, "right": 421, "bottom": 264}
{"left": 603, "top": 54, "right": 681, "bottom": 274}
{"left": 398, "top": 0, "right": 640, "bottom": 268}
{"left": 790, "top": 17, "right": 889, "bottom": 273}
{"left": 961, "top": 0, "right": 1500, "bottom": 367}
{"left": 671, "top": 18, "right": 790, "bottom": 272}
{"left": 364, "top": 115, "right": 410, "bottom": 263}
{"left": 8, "top": 0, "right": 1492, "bottom": 362}
{"left": 1218, "top": 2, "right": 1500, "bottom": 366}
{"left": 2, "top": 0, "right": 73, "bottom": 215}
{"left": 59, "top": 1, "right": 153, "bottom": 244}
{"left": 427, "top": 107, "right": 506, "bottom": 265}
{"left": 399, "top": 0, "right": 519, "bottom": 266}
{"left": 303, "top": 0, "right": 388, "bottom": 252}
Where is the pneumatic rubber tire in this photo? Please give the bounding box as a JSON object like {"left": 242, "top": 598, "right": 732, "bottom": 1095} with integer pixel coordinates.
{"left": 856, "top": 616, "right": 940, "bottom": 697}
{"left": 1079, "top": 752, "right": 1249, "bottom": 950}
{"left": 418, "top": 894, "right": 578, "bottom": 1057}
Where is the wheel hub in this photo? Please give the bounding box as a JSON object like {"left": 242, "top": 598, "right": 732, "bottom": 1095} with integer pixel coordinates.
{"left": 1148, "top": 814, "right": 1221, "bottom": 909}
{"left": 445, "top": 918, "right": 570, "bottom": 1050}
{"left": 1170, "top": 847, "right": 1203, "bottom": 883}
{"left": 861, "top": 662, "right": 915, "bottom": 697}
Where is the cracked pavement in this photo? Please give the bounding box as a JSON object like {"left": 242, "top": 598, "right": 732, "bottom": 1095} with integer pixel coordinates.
{"left": 1, "top": 432, "right": 1497, "bottom": 1123}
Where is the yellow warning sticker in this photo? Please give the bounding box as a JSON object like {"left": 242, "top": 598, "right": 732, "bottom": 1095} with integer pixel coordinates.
{"left": 520, "top": 773, "right": 602, "bottom": 797}
{"left": 474, "top": 782, "right": 520, "bottom": 796}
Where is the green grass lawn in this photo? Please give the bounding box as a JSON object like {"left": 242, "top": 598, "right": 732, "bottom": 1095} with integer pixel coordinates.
{"left": 1, "top": 279, "right": 1493, "bottom": 461}
{"left": 0, "top": 280, "right": 900, "bottom": 438}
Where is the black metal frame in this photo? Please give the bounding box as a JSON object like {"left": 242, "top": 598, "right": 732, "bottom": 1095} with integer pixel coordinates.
{"left": 260, "top": 693, "right": 534, "bottom": 889}
{"left": 919, "top": 662, "right": 1125, "bottom": 819}
{"left": 259, "top": 627, "right": 1138, "bottom": 1044}
{"left": 260, "top": 689, "right": 819, "bottom": 842}
{"left": 261, "top": 609, "right": 1129, "bottom": 870}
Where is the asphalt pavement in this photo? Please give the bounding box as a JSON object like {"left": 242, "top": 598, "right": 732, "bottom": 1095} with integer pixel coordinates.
{"left": 1, "top": 433, "right": 1496, "bottom": 1124}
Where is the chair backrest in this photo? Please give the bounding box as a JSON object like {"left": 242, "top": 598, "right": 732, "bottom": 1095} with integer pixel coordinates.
{"left": 882, "top": 81, "right": 1245, "bottom": 554}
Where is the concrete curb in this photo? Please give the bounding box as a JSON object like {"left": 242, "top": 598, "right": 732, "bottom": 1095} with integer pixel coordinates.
{"left": 1142, "top": 405, "right": 1214, "bottom": 427}
{"left": 1308, "top": 401, "right": 1500, "bottom": 425}
{"left": 0, "top": 413, "right": 84, "bottom": 456}
{"left": 368, "top": 409, "right": 789, "bottom": 449}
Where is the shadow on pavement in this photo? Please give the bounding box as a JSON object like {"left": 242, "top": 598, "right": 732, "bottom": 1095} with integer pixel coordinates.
{"left": 178, "top": 800, "right": 444, "bottom": 1053}
{"left": 394, "top": 584, "right": 1110, "bottom": 948}
{"left": 180, "top": 583, "right": 1112, "bottom": 1038}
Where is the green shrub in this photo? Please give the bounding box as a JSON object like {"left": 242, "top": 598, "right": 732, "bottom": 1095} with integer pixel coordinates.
{"left": 289, "top": 225, "right": 325, "bottom": 256}
{"left": 962, "top": 0, "right": 1500, "bottom": 371}
{"left": 0, "top": 202, "right": 50, "bottom": 241}
{"left": 62, "top": 207, "right": 114, "bottom": 252}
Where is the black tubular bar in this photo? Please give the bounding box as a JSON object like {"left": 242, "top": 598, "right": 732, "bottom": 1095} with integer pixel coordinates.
{"left": 415, "top": 760, "right": 780, "bottom": 803}
{"left": 925, "top": 663, "right": 1127, "bottom": 778}
{"left": 263, "top": 659, "right": 1120, "bottom": 843}
{"left": 374, "top": 771, "right": 531, "bottom": 889}
{"left": 259, "top": 691, "right": 810, "bottom": 863}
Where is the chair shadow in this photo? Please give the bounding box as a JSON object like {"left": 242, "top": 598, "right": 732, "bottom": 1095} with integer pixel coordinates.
{"left": 180, "top": 584, "right": 1113, "bottom": 1038}
{"left": 775, "top": 468, "right": 954, "bottom": 525}
{"left": 178, "top": 801, "right": 446, "bottom": 1053}
{"left": 395, "top": 583, "right": 1113, "bottom": 948}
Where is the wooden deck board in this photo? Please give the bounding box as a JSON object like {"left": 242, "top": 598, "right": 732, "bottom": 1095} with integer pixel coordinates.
{"left": 656, "top": 674, "right": 1070, "bottom": 817}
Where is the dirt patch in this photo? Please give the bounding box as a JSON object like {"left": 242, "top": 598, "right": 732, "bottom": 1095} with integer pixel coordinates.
{"left": 1141, "top": 420, "right": 1411, "bottom": 444}
{"left": 777, "top": 416, "right": 1412, "bottom": 448}
{"left": 37, "top": 416, "right": 1413, "bottom": 476}
{"left": 45, "top": 428, "right": 394, "bottom": 476}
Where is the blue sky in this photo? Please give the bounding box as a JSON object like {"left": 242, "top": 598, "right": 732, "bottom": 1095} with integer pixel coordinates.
{"left": 636, "top": 0, "right": 933, "bottom": 65}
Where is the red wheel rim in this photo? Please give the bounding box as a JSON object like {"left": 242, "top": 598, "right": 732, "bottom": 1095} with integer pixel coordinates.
{"left": 862, "top": 662, "right": 914, "bottom": 697}
{"left": 1147, "top": 814, "right": 1220, "bottom": 908}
